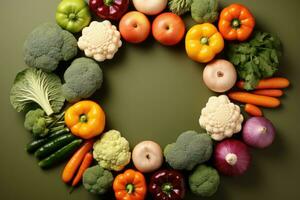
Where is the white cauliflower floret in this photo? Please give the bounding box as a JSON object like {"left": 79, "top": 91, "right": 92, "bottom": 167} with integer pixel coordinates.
{"left": 78, "top": 21, "right": 122, "bottom": 62}
{"left": 199, "top": 95, "right": 243, "bottom": 141}
{"left": 93, "top": 130, "right": 131, "bottom": 171}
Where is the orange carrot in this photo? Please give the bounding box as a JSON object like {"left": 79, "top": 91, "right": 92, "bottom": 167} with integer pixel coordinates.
{"left": 228, "top": 92, "right": 281, "bottom": 108}
{"left": 71, "top": 152, "right": 93, "bottom": 187}
{"left": 237, "top": 77, "right": 290, "bottom": 90}
{"left": 244, "top": 104, "right": 263, "bottom": 116}
{"left": 252, "top": 89, "right": 283, "bottom": 97}
{"left": 62, "top": 140, "right": 94, "bottom": 183}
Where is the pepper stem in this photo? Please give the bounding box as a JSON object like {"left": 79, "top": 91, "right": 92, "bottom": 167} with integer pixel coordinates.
{"left": 126, "top": 184, "right": 135, "bottom": 194}
{"left": 200, "top": 37, "right": 209, "bottom": 45}
{"left": 79, "top": 114, "right": 88, "bottom": 123}
{"left": 162, "top": 183, "right": 173, "bottom": 195}
{"left": 69, "top": 13, "right": 76, "bottom": 21}
{"left": 104, "top": 0, "right": 114, "bottom": 6}
{"left": 231, "top": 19, "right": 241, "bottom": 29}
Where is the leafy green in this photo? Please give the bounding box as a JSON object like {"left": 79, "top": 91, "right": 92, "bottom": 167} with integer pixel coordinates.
{"left": 227, "top": 31, "right": 282, "bottom": 90}
{"left": 10, "top": 68, "right": 65, "bottom": 116}
{"left": 168, "top": 0, "right": 193, "bottom": 15}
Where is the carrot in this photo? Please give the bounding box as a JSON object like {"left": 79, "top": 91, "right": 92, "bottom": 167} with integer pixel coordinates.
{"left": 237, "top": 77, "right": 290, "bottom": 89}
{"left": 62, "top": 140, "right": 94, "bottom": 183}
{"left": 252, "top": 89, "right": 283, "bottom": 97}
{"left": 244, "top": 104, "right": 263, "bottom": 116}
{"left": 71, "top": 152, "right": 93, "bottom": 187}
{"left": 228, "top": 92, "right": 281, "bottom": 108}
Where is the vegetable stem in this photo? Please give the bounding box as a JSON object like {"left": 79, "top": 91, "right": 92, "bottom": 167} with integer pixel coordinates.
{"left": 200, "top": 37, "right": 209, "bottom": 45}
{"left": 231, "top": 19, "right": 241, "bottom": 29}
{"left": 126, "top": 184, "right": 135, "bottom": 194}
{"left": 162, "top": 183, "right": 173, "bottom": 195}
{"left": 225, "top": 153, "right": 238, "bottom": 166}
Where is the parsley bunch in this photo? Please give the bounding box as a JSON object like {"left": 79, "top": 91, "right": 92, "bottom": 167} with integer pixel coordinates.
{"left": 227, "top": 31, "right": 282, "bottom": 90}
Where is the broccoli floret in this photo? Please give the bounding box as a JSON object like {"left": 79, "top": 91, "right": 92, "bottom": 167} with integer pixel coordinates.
{"left": 62, "top": 58, "right": 103, "bottom": 102}
{"left": 164, "top": 130, "right": 213, "bottom": 170}
{"left": 24, "top": 108, "right": 65, "bottom": 138}
{"left": 23, "top": 23, "right": 77, "bottom": 72}
{"left": 83, "top": 165, "right": 113, "bottom": 194}
{"left": 191, "top": 0, "right": 219, "bottom": 24}
{"left": 189, "top": 165, "right": 220, "bottom": 197}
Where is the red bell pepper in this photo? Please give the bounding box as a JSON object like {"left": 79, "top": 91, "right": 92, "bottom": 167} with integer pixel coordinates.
{"left": 89, "top": 0, "right": 129, "bottom": 20}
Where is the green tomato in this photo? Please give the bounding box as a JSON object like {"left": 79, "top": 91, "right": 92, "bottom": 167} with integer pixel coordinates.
{"left": 56, "top": 0, "right": 91, "bottom": 33}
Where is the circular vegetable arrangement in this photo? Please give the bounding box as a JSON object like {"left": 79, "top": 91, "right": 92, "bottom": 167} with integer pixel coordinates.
{"left": 9, "top": 0, "right": 291, "bottom": 199}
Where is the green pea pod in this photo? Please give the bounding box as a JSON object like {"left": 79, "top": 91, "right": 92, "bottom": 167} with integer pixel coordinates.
{"left": 34, "top": 134, "right": 76, "bottom": 159}
{"left": 38, "top": 139, "right": 83, "bottom": 169}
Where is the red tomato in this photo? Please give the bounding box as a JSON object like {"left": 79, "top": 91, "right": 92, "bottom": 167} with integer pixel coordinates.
{"left": 119, "top": 11, "right": 151, "bottom": 43}
{"left": 152, "top": 12, "right": 185, "bottom": 46}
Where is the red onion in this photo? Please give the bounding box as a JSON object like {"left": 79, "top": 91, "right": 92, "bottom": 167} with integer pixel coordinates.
{"left": 243, "top": 117, "right": 276, "bottom": 148}
{"left": 214, "top": 139, "right": 251, "bottom": 176}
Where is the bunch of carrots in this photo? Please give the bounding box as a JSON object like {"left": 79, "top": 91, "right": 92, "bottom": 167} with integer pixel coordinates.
{"left": 228, "top": 77, "right": 290, "bottom": 116}
{"left": 62, "top": 140, "right": 94, "bottom": 189}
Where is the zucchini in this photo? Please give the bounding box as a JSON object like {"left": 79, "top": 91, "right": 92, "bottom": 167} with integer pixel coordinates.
{"left": 38, "top": 139, "right": 82, "bottom": 169}
{"left": 26, "top": 128, "right": 69, "bottom": 153}
{"left": 34, "top": 134, "right": 76, "bottom": 159}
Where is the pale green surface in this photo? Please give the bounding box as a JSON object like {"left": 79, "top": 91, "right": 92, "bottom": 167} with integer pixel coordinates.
{"left": 0, "top": 0, "right": 300, "bottom": 199}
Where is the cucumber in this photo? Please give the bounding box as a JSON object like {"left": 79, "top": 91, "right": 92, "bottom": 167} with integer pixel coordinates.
{"left": 26, "top": 128, "right": 69, "bottom": 153}
{"left": 38, "top": 139, "right": 82, "bottom": 169}
{"left": 34, "top": 134, "right": 76, "bottom": 160}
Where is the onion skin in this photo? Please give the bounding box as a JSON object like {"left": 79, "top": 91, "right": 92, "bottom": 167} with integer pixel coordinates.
{"left": 243, "top": 117, "right": 276, "bottom": 148}
{"left": 214, "top": 139, "right": 251, "bottom": 176}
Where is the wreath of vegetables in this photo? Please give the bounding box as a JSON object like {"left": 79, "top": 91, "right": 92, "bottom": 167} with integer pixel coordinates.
{"left": 9, "top": 0, "right": 290, "bottom": 199}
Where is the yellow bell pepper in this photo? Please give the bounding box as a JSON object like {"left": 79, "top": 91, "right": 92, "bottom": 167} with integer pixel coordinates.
{"left": 65, "top": 100, "right": 106, "bottom": 139}
{"left": 185, "top": 23, "right": 224, "bottom": 63}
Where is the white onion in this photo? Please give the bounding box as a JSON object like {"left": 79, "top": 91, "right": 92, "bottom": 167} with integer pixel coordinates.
{"left": 214, "top": 139, "right": 251, "bottom": 176}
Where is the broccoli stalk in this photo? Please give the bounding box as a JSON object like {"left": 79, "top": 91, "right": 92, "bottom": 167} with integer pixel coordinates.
{"left": 24, "top": 108, "right": 67, "bottom": 138}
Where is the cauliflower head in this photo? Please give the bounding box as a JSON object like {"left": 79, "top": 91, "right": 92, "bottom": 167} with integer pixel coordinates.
{"left": 93, "top": 130, "right": 131, "bottom": 171}
{"left": 164, "top": 130, "right": 213, "bottom": 171}
{"left": 83, "top": 165, "right": 113, "bottom": 194}
{"left": 78, "top": 21, "right": 122, "bottom": 62}
{"left": 199, "top": 95, "right": 244, "bottom": 141}
{"left": 62, "top": 57, "right": 103, "bottom": 102}
{"left": 189, "top": 165, "right": 220, "bottom": 197}
{"left": 23, "top": 23, "right": 77, "bottom": 72}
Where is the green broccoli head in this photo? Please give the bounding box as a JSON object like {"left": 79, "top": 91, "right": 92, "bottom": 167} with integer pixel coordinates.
{"left": 191, "top": 0, "right": 219, "bottom": 24}
{"left": 24, "top": 108, "right": 51, "bottom": 138}
{"left": 24, "top": 109, "right": 45, "bottom": 131}
{"left": 62, "top": 58, "right": 103, "bottom": 102}
{"left": 164, "top": 130, "right": 213, "bottom": 170}
{"left": 83, "top": 165, "right": 113, "bottom": 195}
{"left": 189, "top": 165, "right": 220, "bottom": 197}
{"left": 23, "top": 23, "right": 77, "bottom": 72}
{"left": 168, "top": 0, "right": 193, "bottom": 15}
{"left": 32, "top": 118, "right": 49, "bottom": 138}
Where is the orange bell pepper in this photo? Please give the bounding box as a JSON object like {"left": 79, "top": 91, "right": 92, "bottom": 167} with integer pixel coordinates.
{"left": 113, "top": 169, "right": 147, "bottom": 200}
{"left": 65, "top": 100, "right": 105, "bottom": 139}
{"left": 185, "top": 23, "right": 224, "bottom": 63}
{"left": 218, "top": 4, "right": 255, "bottom": 41}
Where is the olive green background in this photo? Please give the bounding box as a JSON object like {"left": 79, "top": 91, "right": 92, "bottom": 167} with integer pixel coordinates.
{"left": 1, "top": 0, "right": 300, "bottom": 199}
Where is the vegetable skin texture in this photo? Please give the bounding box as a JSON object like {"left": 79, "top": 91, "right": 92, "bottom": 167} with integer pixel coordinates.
{"left": 38, "top": 139, "right": 82, "bottom": 169}
{"left": 168, "top": 0, "right": 193, "bottom": 15}
{"left": 10, "top": 68, "right": 65, "bottom": 116}
{"left": 62, "top": 140, "right": 94, "bottom": 183}
{"left": 228, "top": 92, "right": 280, "bottom": 108}
{"left": 227, "top": 31, "right": 282, "bottom": 90}
{"left": 199, "top": 95, "right": 244, "bottom": 141}
{"left": 62, "top": 58, "right": 103, "bottom": 102}
{"left": 23, "top": 23, "right": 77, "bottom": 72}
{"left": 113, "top": 169, "right": 147, "bottom": 200}
{"left": 71, "top": 152, "right": 93, "bottom": 187}
{"left": 245, "top": 104, "right": 263, "bottom": 117}
{"left": 189, "top": 165, "right": 220, "bottom": 197}
{"left": 93, "top": 130, "right": 131, "bottom": 171}
{"left": 164, "top": 130, "right": 213, "bottom": 170}
{"left": 78, "top": 21, "right": 122, "bottom": 62}
{"left": 237, "top": 77, "right": 290, "bottom": 90}
{"left": 191, "top": 0, "right": 218, "bottom": 24}
{"left": 218, "top": 4, "right": 255, "bottom": 41}
{"left": 65, "top": 100, "right": 106, "bottom": 139}
{"left": 83, "top": 165, "right": 113, "bottom": 194}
